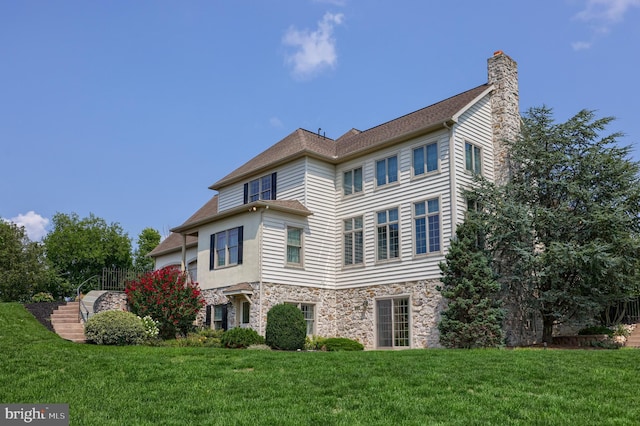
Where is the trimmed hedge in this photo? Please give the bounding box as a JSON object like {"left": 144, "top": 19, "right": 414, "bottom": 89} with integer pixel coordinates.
{"left": 221, "top": 327, "right": 265, "bottom": 349}
{"left": 85, "top": 310, "right": 146, "bottom": 345}
{"left": 265, "top": 304, "right": 307, "bottom": 351}
{"left": 322, "top": 337, "right": 364, "bottom": 351}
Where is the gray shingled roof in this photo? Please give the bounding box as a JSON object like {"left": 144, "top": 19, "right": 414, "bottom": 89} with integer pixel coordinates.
{"left": 211, "top": 84, "right": 490, "bottom": 189}
{"left": 148, "top": 232, "right": 197, "bottom": 257}
{"left": 152, "top": 83, "right": 492, "bottom": 257}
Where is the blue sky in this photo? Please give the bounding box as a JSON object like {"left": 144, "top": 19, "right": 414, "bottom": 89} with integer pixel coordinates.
{"left": 2, "top": 0, "right": 639, "bottom": 245}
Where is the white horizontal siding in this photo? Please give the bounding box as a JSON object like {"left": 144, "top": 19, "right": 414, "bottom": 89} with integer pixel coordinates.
{"left": 453, "top": 95, "right": 493, "bottom": 224}
{"left": 335, "top": 129, "right": 452, "bottom": 288}
{"left": 217, "top": 158, "right": 306, "bottom": 212}
{"left": 262, "top": 158, "right": 336, "bottom": 288}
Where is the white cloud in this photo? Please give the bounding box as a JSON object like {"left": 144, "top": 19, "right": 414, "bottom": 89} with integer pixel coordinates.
{"left": 9, "top": 211, "right": 49, "bottom": 241}
{"left": 269, "top": 117, "right": 284, "bottom": 128}
{"left": 313, "top": 0, "right": 347, "bottom": 5}
{"left": 575, "top": 0, "right": 640, "bottom": 23}
{"left": 571, "top": 40, "right": 592, "bottom": 50}
{"left": 572, "top": 0, "right": 640, "bottom": 48}
{"left": 283, "top": 12, "right": 345, "bottom": 80}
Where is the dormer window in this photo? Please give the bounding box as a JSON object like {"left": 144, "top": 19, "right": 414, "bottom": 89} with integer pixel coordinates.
{"left": 244, "top": 172, "right": 277, "bottom": 204}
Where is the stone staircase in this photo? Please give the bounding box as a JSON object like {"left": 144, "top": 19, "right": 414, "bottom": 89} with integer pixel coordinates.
{"left": 625, "top": 325, "right": 640, "bottom": 348}
{"left": 51, "top": 302, "right": 85, "bottom": 343}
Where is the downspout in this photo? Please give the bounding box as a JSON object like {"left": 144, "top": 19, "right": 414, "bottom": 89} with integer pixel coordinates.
{"left": 259, "top": 208, "right": 265, "bottom": 335}
{"left": 445, "top": 121, "right": 458, "bottom": 237}
{"left": 181, "top": 234, "right": 187, "bottom": 272}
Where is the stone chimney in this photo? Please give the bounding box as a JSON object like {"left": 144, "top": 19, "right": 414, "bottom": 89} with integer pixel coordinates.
{"left": 487, "top": 51, "right": 519, "bottom": 185}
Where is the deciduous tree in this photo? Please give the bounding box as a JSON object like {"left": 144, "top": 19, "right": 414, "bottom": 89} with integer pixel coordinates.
{"left": 0, "top": 221, "right": 64, "bottom": 301}
{"left": 43, "top": 212, "right": 132, "bottom": 291}
{"left": 133, "top": 227, "right": 161, "bottom": 271}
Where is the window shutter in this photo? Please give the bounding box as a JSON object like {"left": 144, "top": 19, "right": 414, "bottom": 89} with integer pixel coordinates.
{"left": 205, "top": 305, "right": 212, "bottom": 327}
{"left": 271, "top": 172, "right": 277, "bottom": 200}
{"left": 237, "top": 226, "right": 244, "bottom": 265}
{"left": 221, "top": 304, "right": 228, "bottom": 331}
{"left": 209, "top": 234, "right": 216, "bottom": 270}
{"left": 243, "top": 183, "right": 249, "bottom": 204}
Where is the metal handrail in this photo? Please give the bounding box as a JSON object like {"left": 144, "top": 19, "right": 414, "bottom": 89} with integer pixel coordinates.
{"left": 76, "top": 275, "right": 99, "bottom": 323}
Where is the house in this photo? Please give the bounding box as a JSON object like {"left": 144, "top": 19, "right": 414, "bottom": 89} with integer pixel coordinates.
{"left": 149, "top": 51, "right": 523, "bottom": 349}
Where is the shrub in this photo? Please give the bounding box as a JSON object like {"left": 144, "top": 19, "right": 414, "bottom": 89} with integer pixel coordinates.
{"left": 125, "top": 266, "right": 205, "bottom": 339}
{"left": 139, "top": 315, "right": 160, "bottom": 340}
{"left": 578, "top": 326, "right": 613, "bottom": 336}
{"left": 322, "top": 337, "right": 364, "bottom": 351}
{"left": 31, "top": 292, "right": 55, "bottom": 303}
{"left": 159, "top": 330, "right": 223, "bottom": 348}
{"left": 85, "top": 310, "right": 146, "bottom": 345}
{"left": 265, "top": 304, "right": 307, "bottom": 351}
{"left": 221, "top": 327, "right": 265, "bottom": 349}
{"left": 304, "top": 335, "right": 327, "bottom": 351}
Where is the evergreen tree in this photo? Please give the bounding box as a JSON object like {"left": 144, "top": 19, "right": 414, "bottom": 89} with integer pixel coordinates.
{"left": 472, "top": 107, "right": 640, "bottom": 343}
{"left": 438, "top": 220, "right": 504, "bottom": 348}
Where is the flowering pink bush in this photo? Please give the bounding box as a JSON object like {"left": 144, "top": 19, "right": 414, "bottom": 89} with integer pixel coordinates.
{"left": 125, "top": 266, "right": 205, "bottom": 339}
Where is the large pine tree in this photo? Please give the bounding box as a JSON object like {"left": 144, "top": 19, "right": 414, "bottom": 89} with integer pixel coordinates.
{"left": 438, "top": 220, "right": 504, "bottom": 348}
{"left": 472, "top": 107, "right": 640, "bottom": 343}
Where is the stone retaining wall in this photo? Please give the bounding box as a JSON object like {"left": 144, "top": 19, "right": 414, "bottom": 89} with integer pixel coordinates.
{"left": 95, "top": 292, "right": 128, "bottom": 313}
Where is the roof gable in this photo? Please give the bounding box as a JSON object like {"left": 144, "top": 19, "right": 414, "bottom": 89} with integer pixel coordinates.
{"left": 210, "top": 128, "right": 337, "bottom": 189}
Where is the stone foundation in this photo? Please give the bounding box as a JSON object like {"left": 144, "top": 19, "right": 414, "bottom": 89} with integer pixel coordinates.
{"left": 95, "top": 292, "right": 128, "bottom": 312}
{"left": 196, "top": 280, "right": 444, "bottom": 350}
{"left": 335, "top": 280, "right": 444, "bottom": 349}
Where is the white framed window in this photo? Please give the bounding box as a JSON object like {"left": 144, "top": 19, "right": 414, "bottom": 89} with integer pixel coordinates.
{"left": 413, "top": 142, "right": 438, "bottom": 176}
{"left": 214, "top": 305, "right": 225, "bottom": 330}
{"left": 376, "top": 297, "right": 410, "bottom": 348}
{"left": 343, "top": 167, "right": 363, "bottom": 196}
{"left": 286, "top": 227, "right": 303, "bottom": 266}
{"left": 240, "top": 301, "right": 250, "bottom": 325}
{"left": 376, "top": 208, "right": 399, "bottom": 261}
{"left": 244, "top": 172, "right": 277, "bottom": 203}
{"left": 375, "top": 155, "right": 398, "bottom": 187}
{"left": 210, "top": 227, "right": 243, "bottom": 269}
{"left": 465, "top": 142, "right": 482, "bottom": 174}
{"left": 414, "top": 198, "right": 441, "bottom": 255}
{"left": 286, "top": 302, "right": 316, "bottom": 335}
{"left": 343, "top": 216, "right": 364, "bottom": 266}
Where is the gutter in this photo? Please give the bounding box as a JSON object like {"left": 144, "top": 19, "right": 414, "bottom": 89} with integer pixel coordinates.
{"left": 444, "top": 121, "right": 458, "bottom": 238}
{"left": 171, "top": 200, "right": 312, "bottom": 234}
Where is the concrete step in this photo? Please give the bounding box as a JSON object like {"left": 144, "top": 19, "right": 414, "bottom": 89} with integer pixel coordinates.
{"left": 51, "top": 302, "right": 85, "bottom": 343}
{"left": 624, "top": 324, "right": 640, "bottom": 348}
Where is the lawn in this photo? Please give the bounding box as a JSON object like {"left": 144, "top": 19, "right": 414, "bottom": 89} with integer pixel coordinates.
{"left": 1, "top": 303, "right": 639, "bottom": 425}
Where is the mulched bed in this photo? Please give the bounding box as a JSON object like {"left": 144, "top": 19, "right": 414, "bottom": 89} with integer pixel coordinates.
{"left": 24, "top": 302, "right": 66, "bottom": 332}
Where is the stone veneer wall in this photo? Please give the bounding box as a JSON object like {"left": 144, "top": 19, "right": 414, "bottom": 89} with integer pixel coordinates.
{"left": 335, "top": 280, "right": 444, "bottom": 349}
{"left": 197, "top": 280, "right": 443, "bottom": 350}
{"left": 95, "top": 292, "right": 128, "bottom": 313}
{"left": 487, "top": 51, "right": 519, "bottom": 186}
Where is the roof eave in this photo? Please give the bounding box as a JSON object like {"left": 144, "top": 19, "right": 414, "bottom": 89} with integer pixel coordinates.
{"left": 170, "top": 200, "right": 312, "bottom": 234}
{"left": 451, "top": 85, "right": 494, "bottom": 122}
{"left": 208, "top": 150, "right": 337, "bottom": 190}
{"left": 338, "top": 120, "right": 456, "bottom": 163}
{"left": 148, "top": 241, "right": 198, "bottom": 258}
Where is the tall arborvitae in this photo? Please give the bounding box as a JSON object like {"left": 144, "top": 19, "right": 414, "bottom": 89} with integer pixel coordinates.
{"left": 438, "top": 219, "right": 504, "bottom": 348}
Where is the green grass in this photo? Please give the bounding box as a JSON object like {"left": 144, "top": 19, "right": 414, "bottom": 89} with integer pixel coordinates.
{"left": 2, "top": 302, "right": 640, "bottom": 425}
